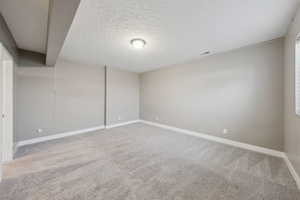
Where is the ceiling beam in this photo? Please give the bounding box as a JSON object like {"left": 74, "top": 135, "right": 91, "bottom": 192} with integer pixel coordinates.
{"left": 0, "top": 13, "right": 18, "bottom": 60}
{"left": 45, "top": 0, "right": 81, "bottom": 66}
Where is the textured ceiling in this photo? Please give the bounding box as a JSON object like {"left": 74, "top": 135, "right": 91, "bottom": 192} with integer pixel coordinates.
{"left": 60, "top": 0, "right": 299, "bottom": 72}
{"left": 0, "top": 0, "right": 49, "bottom": 53}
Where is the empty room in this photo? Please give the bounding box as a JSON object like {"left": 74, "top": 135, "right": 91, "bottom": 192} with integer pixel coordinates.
{"left": 1, "top": 0, "right": 300, "bottom": 199}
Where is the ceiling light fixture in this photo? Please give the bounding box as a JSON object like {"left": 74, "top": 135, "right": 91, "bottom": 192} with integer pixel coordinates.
{"left": 201, "top": 51, "right": 210, "bottom": 55}
{"left": 130, "top": 38, "right": 146, "bottom": 49}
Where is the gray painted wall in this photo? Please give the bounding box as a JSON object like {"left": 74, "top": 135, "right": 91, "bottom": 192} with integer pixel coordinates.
{"left": 140, "top": 38, "right": 284, "bottom": 151}
{"left": 106, "top": 67, "right": 139, "bottom": 126}
{"left": 284, "top": 8, "right": 300, "bottom": 177}
{"left": 18, "top": 49, "right": 46, "bottom": 67}
{"left": 16, "top": 58, "right": 105, "bottom": 141}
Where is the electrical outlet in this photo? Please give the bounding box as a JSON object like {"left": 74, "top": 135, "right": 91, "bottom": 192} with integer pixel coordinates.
{"left": 155, "top": 116, "right": 159, "bottom": 121}
{"left": 118, "top": 116, "right": 121, "bottom": 121}
{"left": 222, "top": 129, "right": 228, "bottom": 134}
{"left": 37, "top": 129, "right": 43, "bottom": 134}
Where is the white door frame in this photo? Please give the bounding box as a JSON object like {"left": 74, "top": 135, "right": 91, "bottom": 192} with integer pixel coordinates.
{"left": 2, "top": 47, "right": 13, "bottom": 163}
{"left": 0, "top": 43, "right": 14, "bottom": 176}
{"left": 0, "top": 43, "right": 14, "bottom": 182}
{"left": 0, "top": 43, "right": 2, "bottom": 181}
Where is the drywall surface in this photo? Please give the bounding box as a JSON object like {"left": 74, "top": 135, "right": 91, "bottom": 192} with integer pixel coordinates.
{"left": 106, "top": 67, "right": 139, "bottom": 126}
{"left": 0, "top": 0, "right": 49, "bottom": 53}
{"left": 46, "top": 0, "right": 81, "bottom": 65}
{"left": 284, "top": 8, "right": 300, "bottom": 177}
{"left": 0, "top": 14, "right": 17, "bottom": 60}
{"left": 18, "top": 49, "right": 46, "bottom": 67}
{"left": 60, "top": 0, "right": 298, "bottom": 72}
{"left": 140, "top": 38, "right": 284, "bottom": 150}
{"left": 16, "top": 58, "right": 105, "bottom": 141}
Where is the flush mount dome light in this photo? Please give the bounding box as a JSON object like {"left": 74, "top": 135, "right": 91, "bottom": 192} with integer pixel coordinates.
{"left": 200, "top": 51, "right": 210, "bottom": 55}
{"left": 130, "top": 38, "right": 146, "bottom": 49}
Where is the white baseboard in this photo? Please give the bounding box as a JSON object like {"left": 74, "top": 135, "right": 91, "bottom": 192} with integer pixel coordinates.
{"left": 105, "top": 120, "right": 141, "bottom": 129}
{"left": 17, "top": 125, "right": 105, "bottom": 147}
{"left": 16, "top": 120, "right": 140, "bottom": 148}
{"left": 12, "top": 120, "right": 300, "bottom": 192}
{"left": 140, "top": 120, "right": 300, "bottom": 189}
{"left": 140, "top": 120, "right": 284, "bottom": 158}
{"left": 283, "top": 154, "right": 300, "bottom": 190}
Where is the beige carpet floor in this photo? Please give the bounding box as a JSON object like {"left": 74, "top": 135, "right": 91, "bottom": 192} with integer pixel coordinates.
{"left": 0, "top": 123, "right": 299, "bottom": 200}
